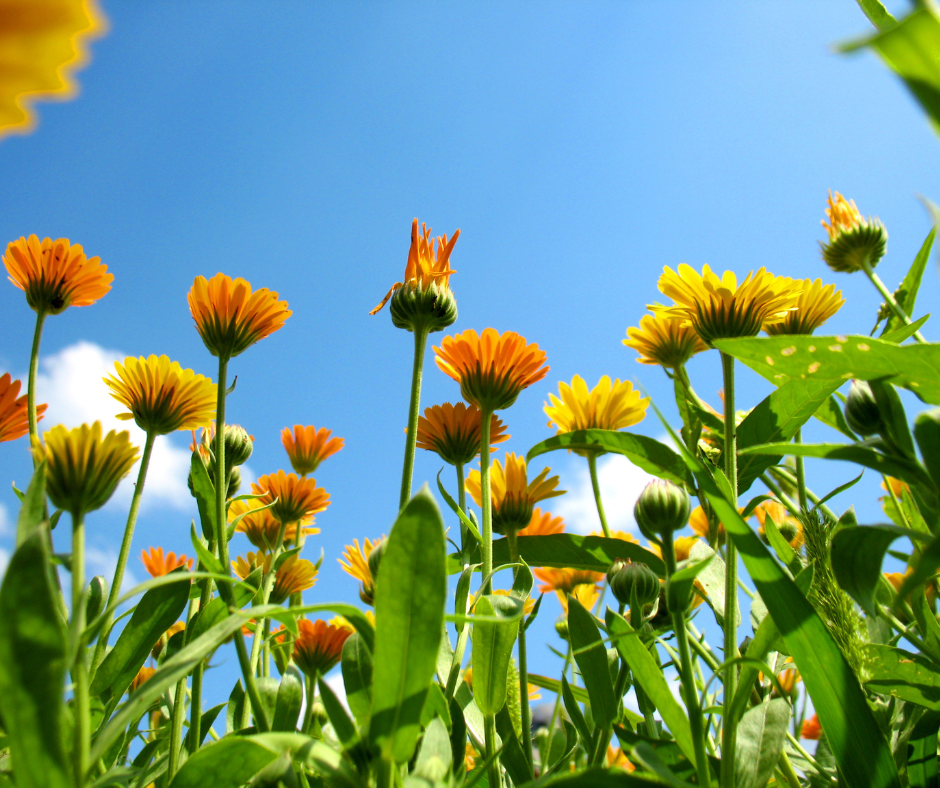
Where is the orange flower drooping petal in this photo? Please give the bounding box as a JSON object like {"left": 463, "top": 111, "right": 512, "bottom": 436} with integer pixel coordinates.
{"left": 801, "top": 714, "right": 822, "bottom": 740}
{"left": 141, "top": 547, "right": 194, "bottom": 578}
{"left": 0, "top": 373, "right": 45, "bottom": 442}
{"left": 415, "top": 402, "right": 509, "bottom": 467}
{"left": 251, "top": 470, "right": 330, "bottom": 525}
{"left": 281, "top": 425, "right": 344, "bottom": 476}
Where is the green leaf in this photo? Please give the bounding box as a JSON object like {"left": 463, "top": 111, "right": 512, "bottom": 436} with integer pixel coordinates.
{"left": 190, "top": 452, "right": 217, "bottom": 541}
{"left": 413, "top": 716, "right": 453, "bottom": 783}
{"left": 437, "top": 469, "right": 482, "bottom": 548}
{"left": 534, "top": 768, "right": 676, "bottom": 787}
{"left": 495, "top": 704, "right": 533, "bottom": 785}
{"left": 561, "top": 674, "right": 591, "bottom": 747}
{"left": 880, "top": 314, "right": 931, "bottom": 344}
{"left": 865, "top": 644, "right": 940, "bottom": 708}
{"left": 761, "top": 511, "right": 801, "bottom": 576}
{"left": 566, "top": 595, "right": 617, "bottom": 728}
{"left": 319, "top": 676, "right": 359, "bottom": 749}
{"left": 915, "top": 408, "right": 940, "bottom": 491}
{"left": 187, "top": 567, "right": 261, "bottom": 643}
{"left": 908, "top": 710, "right": 940, "bottom": 788}
{"left": 189, "top": 522, "right": 223, "bottom": 575}
{"left": 271, "top": 665, "right": 303, "bottom": 732}
{"left": 342, "top": 631, "right": 373, "bottom": 728}
{"left": 471, "top": 594, "right": 521, "bottom": 716}
{"left": 869, "top": 379, "right": 916, "bottom": 458}
{"left": 855, "top": 0, "right": 898, "bottom": 31}
{"left": 665, "top": 551, "right": 714, "bottom": 613}
{"left": 90, "top": 569, "right": 190, "bottom": 699}
{"left": 734, "top": 699, "right": 790, "bottom": 788}
{"left": 885, "top": 228, "right": 935, "bottom": 335}
{"left": 735, "top": 378, "right": 844, "bottom": 493}
{"left": 420, "top": 681, "right": 452, "bottom": 732}
{"left": 0, "top": 531, "right": 70, "bottom": 788}
{"left": 15, "top": 463, "right": 46, "bottom": 547}
{"left": 369, "top": 486, "right": 447, "bottom": 763}
{"left": 526, "top": 429, "right": 690, "bottom": 485}
{"left": 688, "top": 542, "right": 738, "bottom": 628}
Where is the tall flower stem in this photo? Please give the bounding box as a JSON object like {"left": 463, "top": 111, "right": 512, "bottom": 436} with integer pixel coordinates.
{"left": 71, "top": 511, "right": 89, "bottom": 788}
{"left": 587, "top": 452, "right": 611, "bottom": 538}
{"left": 794, "top": 429, "right": 807, "bottom": 511}
{"left": 399, "top": 326, "right": 430, "bottom": 510}
{"left": 455, "top": 461, "right": 469, "bottom": 563}
{"left": 719, "top": 351, "right": 739, "bottom": 788}
{"left": 92, "top": 431, "right": 156, "bottom": 673}
{"left": 478, "top": 408, "right": 499, "bottom": 787}
{"left": 27, "top": 309, "right": 47, "bottom": 454}
{"left": 184, "top": 537, "right": 215, "bottom": 757}
{"left": 507, "top": 531, "right": 533, "bottom": 776}
{"left": 858, "top": 257, "right": 927, "bottom": 343}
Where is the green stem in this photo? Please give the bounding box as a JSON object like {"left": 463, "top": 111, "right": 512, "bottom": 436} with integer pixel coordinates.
{"left": 794, "top": 429, "right": 807, "bottom": 511}
{"left": 479, "top": 410, "right": 494, "bottom": 594}
{"left": 185, "top": 542, "right": 215, "bottom": 751}
{"left": 302, "top": 670, "right": 319, "bottom": 734}
{"left": 72, "top": 511, "right": 89, "bottom": 788}
{"left": 630, "top": 605, "right": 659, "bottom": 739}
{"left": 883, "top": 474, "right": 911, "bottom": 530}
{"left": 858, "top": 257, "right": 927, "bottom": 343}
{"left": 456, "top": 461, "right": 469, "bottom": 563}
{"left": 27, "top": 309, "right": 46, "bottom": 454}
{"left": 587, "top": 452, "right": 611, "bottom": 538}
{"left": 484, "top": 714, "right": 501, "bottom": 788}
{"left": 92, "top": 432, "right": 156, "bottom": 674}
{"left": 762, "top": 469, "right": 837, "bottom": 523}
{"left": 399, "top": 327, "right": 430, "bottom": 510}
{"left": 779, "top": 750, "right": 803, "bottom": 788}
{"left": 547, "top": 643, "right": 572, "bottom": 735}
{"left": 720, "top": 352, "right": 739, "bottom": 788}
{"left": 507, "top": 532, "right": 533, "bottom": 776}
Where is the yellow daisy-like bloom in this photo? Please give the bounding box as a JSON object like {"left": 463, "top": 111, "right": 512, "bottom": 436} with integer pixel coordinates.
{"left": 754, "top": 500, "right": 804, "bottom": 550}
{"left": 281, "top": 425, "right": 344, "bottom": 476}
{"left": 648, "top": 535, "right": 700, "bottom": 563}
{"left": 152, "top": 621, "right": 186, "bottom": 659}
{"left": 820, "top": 191, "right": 888, "bottom": 274}
{"left": 882, "top": 476, "right": 910, "bottom": 499}
{"left": 434, "top": 328, "right": 549, "bottom": 412}
{"left": 763, "top": 279, "right": 844, "bottom": 336}
{"left": 188, "top": 273, "right": 291, "bottom": 359}
{"left": 338, "top": 536, "right": 384, "bottom": 605}
{"left": 0, "top": 0, "right": 106, "bottom": 138}
{"left": 465, "top": 452, "right": 565, "bottom": 535}
{"left": 33, "top": 422, "right": 137, "bottom": 515}
{"left": 4, "top": 235, "right": 112, "bottom": 314}
{"left": 140, "top": 547, "right": 193, "bottom": 578}
{"left": 415, "top": 402, "right": 509, "bottom": 467}
{"left": 228, "top": 498, "right": 318, "bottom": 551}
{"left": 689, "top": 505, "right": 726, "bottom": 545}
{"left": 517, "top": 507, "right": 565, "bottom": 536}
{"left": 128, "top": 666, "right": 156, "bottom": 694}
{"left": 288, "top": 617, "right": 354, "bottom": 677}
{"left": 232, "top": 551, "right": 318, "bottom": 604}
{"left": 468, "top": 588, "right": 536, "bottom": 617}
{"left": 104, "top": 355, "right": 216, "bottom": 436}
{"left": 533, "top": 567, "right": 603, "bottom": 612}
{"left": 654, "top": 264, "right": 801, "bottom": 346}
{"left": 232, "top": 550, "right": 270, "bottom": 579}
{"left": 623, "top": 312, "right": 708, "bottom": 369}
{"left": 0, "top": 372, "right": 45, "bottom": 442}
{"left": 607, "top": 746, "right": 636, "bottom": 772}
{"left": 251, "top": 470, "right": 330, "bottom": 525}
{"left": 544, "top": 376, "right": 649, "bottom": 447}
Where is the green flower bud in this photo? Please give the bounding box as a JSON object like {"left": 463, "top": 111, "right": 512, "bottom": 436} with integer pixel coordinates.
{"left": 607, "top": 559, "right": 661, "bottom": 609}
{"left": 390, "top": 280, "right": 458, "bottom": 334}
{"left": 226, "top": 466, "right": 242, "bottom": 498}
{"left": 86, "top": 575, "right": 107, "bottom": 622}
{"left": 844, "top": 380, "right": 883, "bottom": 437}
{"left": 634, "top": 480, "right": 690, "bottom": 538}
{"left": 554, "top": 613, "right": 569, "bottom": 641}
{"left": 224, "top": 424, "right": 254, "bottom": 467}
{"left": 820, "top": 192, "right": 887, "bottom": 274}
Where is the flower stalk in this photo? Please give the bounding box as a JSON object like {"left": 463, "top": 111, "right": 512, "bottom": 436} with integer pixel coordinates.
{"left": 71, "top": 510, "right": 89, "bottom": 788}
{"left": 506, "top": 530, "right": 534, "bottom": 776}
{"left": 587, "top": 452, "right": 611, "bottom": 538}
{"left": 27, "top": 309, "right": 46, "bottom": 454}
{"left": 400, "top": 326, "right": 430, "bottom": 510}
{"left": 857, "top": 256, "right": 927, "bottom": 343}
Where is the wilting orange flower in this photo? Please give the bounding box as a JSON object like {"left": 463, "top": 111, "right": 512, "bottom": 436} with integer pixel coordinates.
{"left": 763, "top": 278, "right": 844, "bottom": 336}
{"left": 289, "top": 617, "right": 354, "bottom": 677}
{"left": 4, "top": 235, "right": 112, "bottom": 314}
{"left": 228, "top": 498, "right": 318, "bottom": 551}
{"left": 434, "top": 328, "right": 549, "bottom": 412}
{"left": 338, "top": 537, "right": 384, "bottom": 605}
{"left": 281, "top": 425, "right": 344, "bottom": 476}
{"left": 754, "top": 500, "right": 804, "bottom": 550}
{"left": 624, "top": 312, "right": 708, "bottom": 369}
{"left": 0, "top": 0, "right": 106, "bottom": 138}
{"left": 0, "top": 373, "right": 45, "bottom": 442}
{"left": 534, "top": 567, "right": 603, "bottom": 612}
{"left": 415, "top": 403, "right": 509, "bottom": 467}
{"left": 607, "top": 746, "right": 636, "bottom": 772}
{"left": 104, "top": 355, "right": 216, "bottom": 435}
{"left": 252, "top": 470, "right": 330, "bottom": 525}
{"left": 188, "top": 273, "right": 291, "bottom": 359}
{"left": 141, "top": 547, "right": 193, "bottom": 578}
{"left": 518, "top": 507, "right": 565, "bottom": 536}
{"left": 801, "top": 714, "right": 822, "bottom": 740}
{"left": 466, "top": 452, "right": 564, "bottom": 535}
{"left": 129, "top": 666, "right": 156, "bottom": 694}
{"left": 544, "top": 375, "right": 649, "bottom": 437}
{"left": 232, "top": 551, "right": 318, "bottom": 604}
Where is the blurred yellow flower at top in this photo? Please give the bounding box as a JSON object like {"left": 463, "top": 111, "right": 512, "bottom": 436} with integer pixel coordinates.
{"left": 0, "top": 0, "right": 106, "bottom": 138}
{"left": 415, "top": 402, "right": 509, "bottom": 467}
{"left": 281, "top": 425, "right": 344, "bottom": 476}
{"left": 763, "top": 279, "right": 844, "bottom": 336}
{"left": 654, "top": 264, "right": 800, "bottom": 346}
{"left": 544, "top": 375, "right": 649, "bottom": 442}
{"left": 623, "top": 312, "right": 708, "bottom": 369}
{"left": 518, "top": 507, "right": 565, "bottom": 536}
{"left": 594, "top": 529, "right": 638, "bottom": 544}
{"left": 0, "top": 372, "right": 45, "bottom": 442}
{"left": 188, "top": 273, "right": 291, "bottom": 360}
{"left": 4, "top": 235, "right": 112, "bottom": 314}
{"left": 104, "top": 355, "right": 216, "bottom": 436}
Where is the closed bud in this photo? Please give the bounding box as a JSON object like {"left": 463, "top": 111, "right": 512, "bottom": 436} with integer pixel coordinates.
{"left": 607, "top": 560, "right": 660, "bottom": 609}
{"left": 554, "top": 613, "right": 569, "bottom": 641}
{"left": 634, "top": 480, "right": 690, "bottom": 537}
{"left": 86, "top": 575, "right": 107, "bottom": 622}
{"left": 224, "top": 424, "right": 254, "bottom": 467}
{"left": 227, "top": 466, "right": 242, "bottom": 499}
{"left": 844, "top": 380, "right": 883, "bottom": 437}
{"left": 390, "top": 280, "right": 458, "bottom": 334}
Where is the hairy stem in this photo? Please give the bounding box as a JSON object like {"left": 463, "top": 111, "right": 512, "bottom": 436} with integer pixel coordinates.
{"left": 399, "top": 327, "right": 429, "bottom": 510}
{"left": 587, "top": 452, "right": 611, "bottom": 538}
{"left": 507, "top": 531, "right": 533, "bottom": 776}
{"left": 72, "top": 511, "right": 89, "bottom": 788}
{"left": 859, "top": 256, "right": 927, "bottom": 343}
{"left": 794, "top": 428, "right": 807, "bottom": 511}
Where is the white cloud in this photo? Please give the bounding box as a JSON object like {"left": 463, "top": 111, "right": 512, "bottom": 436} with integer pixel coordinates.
{"left": 0, "top": 546, "right": 8, "bottom": 576}
{"left": 0, "top": 501, "right": 10, "bottom": 537}
{"left": 31, "top": 341, "right": 194, "bottom": 513}
{"left": 553, "top": 454, "right": 655, "bottom": 536}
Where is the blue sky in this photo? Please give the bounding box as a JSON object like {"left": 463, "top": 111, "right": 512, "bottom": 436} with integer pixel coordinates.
{"left": 1, "top": 1, "right": 938, "bottom": 711}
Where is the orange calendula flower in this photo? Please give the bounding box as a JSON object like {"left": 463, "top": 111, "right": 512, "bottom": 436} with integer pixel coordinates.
{"left": 754, "top": 500, "right": 804, "bottom": 550}
{"left": 141, "top": 547, "right": 193, "bottom": 578}
{"left": 252, "top": 470, "right": 330, "bottom": 525}
{"left": 518, "top": 507, "right": 565, "bottom": 536}
{"left": 281, "top": 425, "right": 344, "bottom": 476}
{"left": 533, "top": 567, "right": 603, "bottom": 612}
{"left": 763, "top": 279, "right": 844, "bottom": 336}
{"left": 801, "top": 714, "right": 822, "bottom": 740}
{"left": 623, "top": 312, "right": 708, "bottom": 369}
{"left": 228, "top": 498, "right": 318, "bottom": 551}
{"left": 129, "top": 666, "right": 156, "bottom": 694}
{"left": 544, "top": 375, "right": 649, "bottom": 439}
{"left": 4, "top": 235, "right": 112, "bottom": 314}
{"left": 104, "top": 355, "right": 216, "bottom": 435}
{"left": 338, "top": 536, "right": 384, "bottom": 606}
{"left": 434, "top": 328, "right": 549, "bottom": 412}
{"left": 653, "top": 264, "right": 801, "bottom": 346}
{"left": 289, "top": 617, "right": 354, "bottom": 677}
{"left": 188, "top": 273, "right": 291, "bottom": 359}
{"left": 820, "top": 191, "right": 888, "bottom": 274}
{"left": 465, "top": 452, "right": 564, "bottom": 535}
{"left": 0, "top": 372, "right": 45, "bottom": 442}
{"left": 415, "top": 402, "right": 509, "bottom": 467}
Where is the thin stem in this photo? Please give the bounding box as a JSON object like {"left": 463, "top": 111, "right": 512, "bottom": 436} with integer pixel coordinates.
{"left": 185, "top": 541, "right": 215, "bottom": 751}
{"left": 547, "top": 643, "right": 573, "bottom": 734}
{"left": 786, "top": 730, "right": 835, "bottom": 781}
{"left": 763, "top": 469, "right": 837, "bottom": 523}
{"left": 794, "top": 429, "right": 807, "bottom": 511}
{"left": 859, "top": 257, "right": 927, "bottom": 343}
{"left": 92, "top": 431, "right": 156, "bottom": 673}
{"left": 456, "top": 462, "right": 469, "bottom": 563}
{"left": 507, "top": 532, "right": 533, "bottom": 777}
{"left": 27, "top": 310, "right": 46, "bottom": 455}
{"left": 302, "top": 670, "right": 319, "bottom": 734}
{"left": 779, "top": 749, "right": 802, "bottom": 788}
{"left": 72, "top": 511, "right": 89, "bottom": 788}
{"left": 479, "top": 410, "right": 494, "bottom": 594}
{"left": 399, "top": 327, "right": 429, "bottom": 510}
{"left": 484, "top": 714, "right": 501, "bottom": 788}
{"left": 587, "top": 452, "right": 611, "bottom": 538}
{"left": 168, "top": 678, "right": 187, "bottom": 777}
{"left": 719, "top": 351, "right": 739, "bottom": 788}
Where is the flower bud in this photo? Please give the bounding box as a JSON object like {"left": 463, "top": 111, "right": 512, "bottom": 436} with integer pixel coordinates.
{"left": 224, "top": 424, "right": 254, "bottom": 467}
{"left": 820, "top": 192, "right": 888, "bottom": 274}
{"left": 390, "top": 280, "right": 458, "bottom": 334}
{"left": 844, "top": 380, "right": 883, "bottom": 437}
{"left": 554, "top": 613, "right": 569, "bottom": 641}
{"left": 634, "top": 480, "right": 690, "bottom": 538}
{"left": 367, "top": 538, "right": 387, "bottom": 584}
{"left": 85, "top": 575, "right": 107, "bottom": 622}
{"left": 607, "top": 560, "right": 661, "bottom": 609}
{"left": 227, "top": 466, "right": 242, "bottom": 499}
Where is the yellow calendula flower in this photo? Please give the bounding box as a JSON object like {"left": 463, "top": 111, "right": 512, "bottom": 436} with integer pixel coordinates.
{"left": 654, "top": 264, "right": 801, "bottom": 346}
{"left": 465, "top": 452, "right": 565, "bottom": 535}
{"left": 286, "top": 617, "right": 354, "bottom": 677}
{"left": 228, "top": 497, "right": 318, "bottom": 551}
{"left": 415, "top": 402, "right": 509, "bottom": 467}
{"left": 104, "top": 355, "right": 216, "bottom": 435}
{"left": 129, "top": 666, "right": 156, "bottom": 694}
{"left": 4, "top": 235, "right": 112, "bottom": 314}
{"left": 533, "top": 567, "right": 603, "bottom": 612}
{"left": 232, "top": 550, "right": 317, "bottom": 604}
{"left": 763, "top": 279, "right": 844, "bottom": 336}
{"left": 623, "top": 312, "right": 708, "bottom": 368}
{"left": 820, "top": 191, "right": 887, "bottom": 273}
{"left": 434, "top": 328, "right": 549, "bottom": 412}
{"left": 281, "top": 425, "right": 344, "bottom": 476}
{"left": 754, "top": 500, "right": 804, "bottom": 550}
{"left": 338, "top": 536, "right": 385, "bottom": 605}
{"left": 517, "top": 507, "right": 565, "bottom": 536}
{"left": 544, "top": 375, "right": 649, "bottom": 442}
{"left": 34, "top": 422, "right": 138, "bottom": 515}
{"left": 0, "top": 373, "right": 45, "bottom": 442}
{"left": 252, "top": 470, "right": 330, "bottom": 525}
{"left": 188, "top": 273, "right": 291, "bottom": 359}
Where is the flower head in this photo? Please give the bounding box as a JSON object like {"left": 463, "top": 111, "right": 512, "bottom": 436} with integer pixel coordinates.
{"left": 289, "top": 617, "right": 354, "bottom": 677}
{"left": 141, "top": 547, "right": 193, "bottom": 578}
{"left": 104, "top": 355, "right": 216, "bottom": 435}
{"left": 4, "top": 235, "right": 111, "bottom": 314}
{"left": 152, "top": 621, "right": 186, "bottom": 659}
{"left": 188, "top": 273, "right": 291, "bottom": 359}
{"left": 754, "top": 500, "right": 804, "bottom": 550}
{"left": 434, "top": 328, "right": 549, "bottom": 411}
{"left": 415, "top": 403, "right": 509, "bottom": 467}
{"left": 623, "top": 312, "right": 708, "bottom": 368}
{"left": 252, "top": 470, "right": 330, "bottom": 525}
{"left": 228, "top": 497, "right": 318, "bottom": 551}
{"left": 763, "top": 279, "right": 844, "bottom": 336}
{"left": 689, "top": 505, "right": 726, "bottom": 545}
{"left": 544, "top": 376, "right": 649, "bottom": 447}
{"left": 533, "top": 567, "right": 603, "bottom": 612}
{"left": 129, "top": 666, "right": 156, "bottom": 694}
{"left": 0, "top": 373, "right": 45, "bottom": 442}
{"left": 654, "top": 264, "right": 801, "bottom": 345}
{"left": 517, "top": 507, "right": 565, "bottom": 536}
{"left": 281, "top": 425, "right": 344, "bottom": 476}
{"left": 801, "top": 714, "right": 822, "bottom": 740}
{"left": 34, "top": 422, "right": 138, "bottom": 515}
{"left": 232, "top": 551, "right": 318, "bottom": 604}
{"left": 338, "top": 536, "right": 384, "bottom": 605}
{"left": 820, "top": 191, "right": 887, "bottom": 273}
{"left": 465, "top": 452, "right": 564, "bottom": 535}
